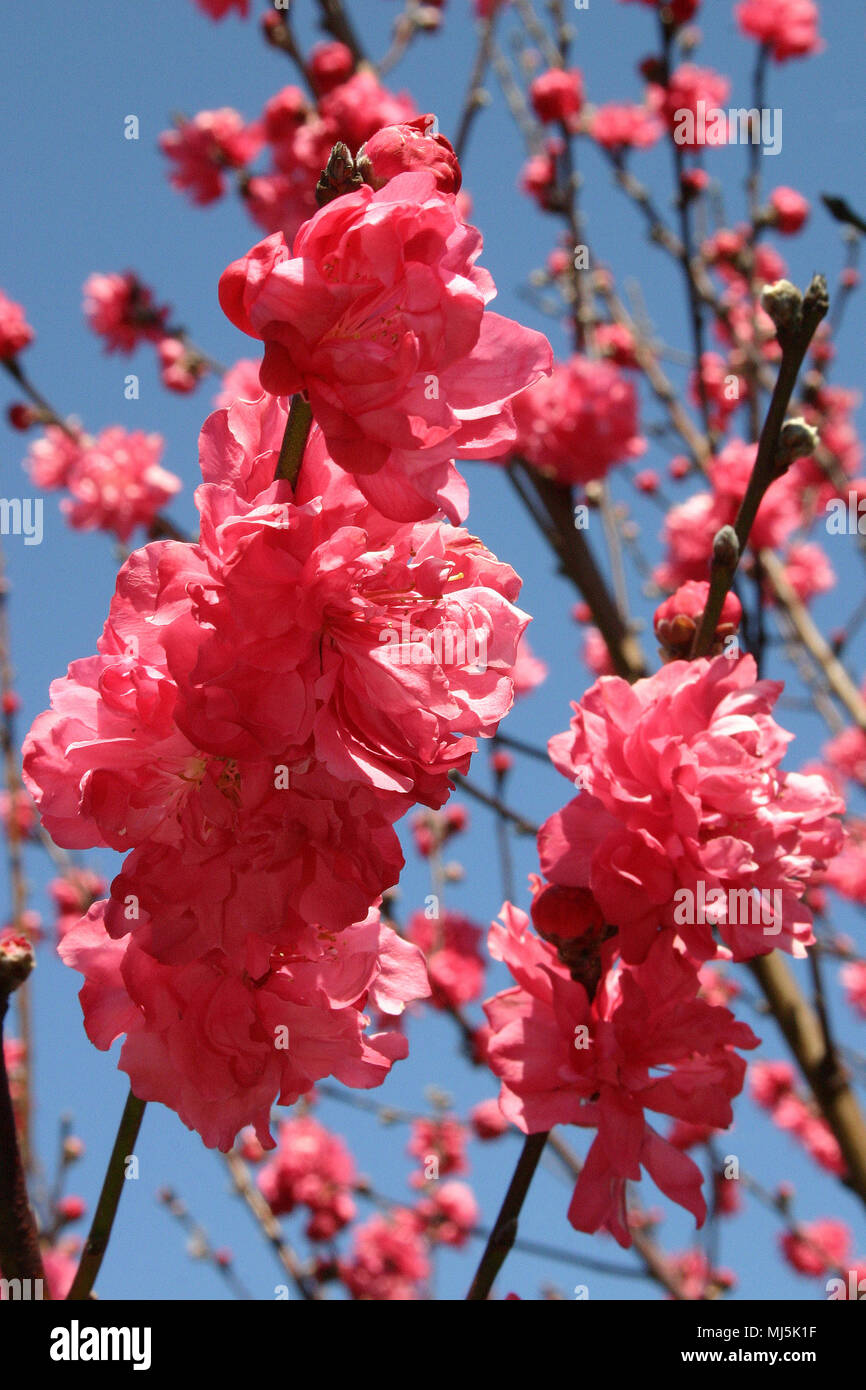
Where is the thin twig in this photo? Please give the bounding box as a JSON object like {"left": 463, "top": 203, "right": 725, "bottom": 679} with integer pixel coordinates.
{"left": 67, "top": 1088, "right": 146, "bottom": 1299}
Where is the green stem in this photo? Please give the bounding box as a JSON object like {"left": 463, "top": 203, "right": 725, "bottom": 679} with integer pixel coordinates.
{"left": 275, "top": 395, "right": 313, "bottom": 487}
{"left": 67, "top": 1089, "right": 146, "bottom": 1300}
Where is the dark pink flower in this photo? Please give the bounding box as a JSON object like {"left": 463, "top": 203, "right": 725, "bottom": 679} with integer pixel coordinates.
{"left": 408, "top": 1115, "right": 468, "bottom": 1184}
{"left": 769, "top": 187, "right": 810, "bottom": 233}
{"left": 160, "top": 110, "right": 263, "bottom": 205}
{"left": 407, "top": 909, "right": 486, "bottom": 1009}
{"left": 529, "top": 69, "right": 584, "bottom": 127}
{"left": 358, "top": 118, "right": 462, "bottom": 193}
{"left": 308, "top": 42, "right": 355, "bottom": 97}
{"left": 0, "top": 291, "right": 35, "bottom": 359}
{"left": 735, "top": 0, "right": 823, "bottom": 61}
{"left": 510, "top": 355, "right": 643, "bottom": 486}
{"left": 83, "top": 273, "right": 169, "bottom": 353}
{"left": 650, "top": 66, "right": 730, "bottom": 146}
{"left": 59, "top": 902, "right": 428, "bottom": 1150}
{"left": 258, "top": 1116, "right": 357, "bottom": 1239}
{"left": 194, "top": 0, "right": 249, "bottom": 17}
{"left": 470, "top": 1097, "right": 510, "bottom": 1140}
{"left": 415, "top": 1180, "right": 479, "bottom": 1247}
{"left": 653, "top": 580, "right": 742, "bottom": 661}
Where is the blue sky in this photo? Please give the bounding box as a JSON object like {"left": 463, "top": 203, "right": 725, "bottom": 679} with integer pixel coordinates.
{"left": 1, "top": 0, "right": 865, "bottom": 1300}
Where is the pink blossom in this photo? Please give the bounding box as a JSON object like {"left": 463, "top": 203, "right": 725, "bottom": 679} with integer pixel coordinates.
{"left": 735, "top": 0, "right": 823, "bottom": 61}
{"left": 1, "top": 1240, "right": 80, "bottom": 1299}
{"left": 769, "top": 187, "right": 810, "bottom": 234}
{"left": 653, "top": 580, "right": 742, "bottom": 661}
{"left": 667, "top": 1248, "right": 735, "bottom": 1299}
{"left": 160, "top": 110, "right": 263, "bottom": 205}
{"left": 583, "top": 627, "right": 616, "bottom": 678}
{"left": 529, "top": 69, "right": 584, "bottom": 127}
{"left": 750, "top": 1059, "right": 796, "bottom": 1109}
{"left": 62, "top": 428, "right": 181, "bottom": 542}
{"left": 83, "top": 273, "right": 169, "bottom": 353}
{"left": 0, "top": 290, "right": 34, "bottom": 360}
{"left": 214, "top": 359, "right": 262, "bottom": 409}
{"left": 194, "top": 0, "right": 249, "bottom": 17}
{"left": 655, "top": 439, "right": 802, "bottom": 590}
{"left": 595, "top": 322, "right": 640, "bottom": 367}
{"left": 780, "top": 1219, "right": 850, "bottom": 1276}
{"left": 258, "top": 1116, "right": 357, "bottom": 1239}
{"left": 56, "top": 1195, "right": 86, "bottom": 1223}
{"left": 0, "top": 788, "right": 38, "bottom": 842}
{"left": 261, "top": 86, "right": 310, "bottom": 144}
{"left": 59, "top": 902, "right": 428, "bottom": 1150}
{"left": 779, "top": 541, "right": 835, "bottom": 605}
{"left": 415, "top": 1180, "right": 479, "bottom": 1246}
{"left": 470, "top": 1097, "right": 510, "bottom": 1140}
{"left": 590, "top": 103, "right": 662, "bottom": 150}
{"left": 219, "top": 174, "right": 551, "bottom": 519}
{"left": 24, "top": 426, "right": 83, "bottom": 491}
{"left": 50, "top": 868, "right": 107, "bottom": 941}
{"left": 484, "top": 905, "right": 758, "bottom": 1245}
{"left": 308, "top": 42, "right": 355, "bottom": 97}
{"left": 512, "top": 637, "right": 548, "bottom": 698}
{"left": 317, "top": 72, "right": 416, "bottom": 150}
{"left": 164, "top": 410, "right": 531, "bottom": 789}
{"left": 543, "top": 655, "right": 844, "bottom": 963}
{"left": 510, "top": 355, "right": 644, "bottom": 486}
{"left": 358, "top": 118, "right": 462, "bottom": 193}
{"left": 408, "top": 1115, "right": 468, "bottom": 1184}
{"left": 407, "top": 909, "right": 486, "bottom": 1009}
{"left": 649, "top": 66, "right": 731, "bottom": 145}
{"left": 339, "top": 1210, "right": 430, "bottom": 1300}
{"left": 689, "top": 352, "right": 749, "bottom": 433}
{"left": 157, "top": 338, "right": 208, "bottom": 394}
{"left": 520, "top": 140, "right": 562, "bottom": 211}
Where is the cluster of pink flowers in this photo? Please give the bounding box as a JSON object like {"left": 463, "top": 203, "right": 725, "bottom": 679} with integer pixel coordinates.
{"left": 24, "top": 424, "right": 181, "bottom": 543}
{"left": 750, "top": 1060, "right": 845, "bottom": 1176}
{"left": 506, "top": 354, "right": 644, "bottom": 487}
{"left": 24, "top": 367, "right": 534, "bottom": 1147}
{"left": 258, "top": 1115, "right": 358, "bottom": 1240}
{"left": 83, "top": 272, "right": 210, "bottom": 395}
{"left": 338, "top": 1209, "right": 431, "bottom": 1300}
{"left": 160, "top": 109, "right": 263, "bottom": 206}
{"left": 83, "top": 273, "right": 169, "bottom": 354}
{"left": 161, "top": 45, "right": 452, "bottom": 253}
{"left": 236, "top": 1101, "right": 484, "bottom": 1296}
{"left": 780, "top": 1219, "right": 854, "bottom": 1277}
{"left": 481, "top": 651, "right": 843, "bottom": 1244}
{"left": 655, "top": 438, "right": 839, "bottom": 605}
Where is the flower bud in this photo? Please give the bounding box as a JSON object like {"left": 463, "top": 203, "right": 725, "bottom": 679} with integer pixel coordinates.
{"left": 760, "top": 279, "right": 803, "bottom": 338}
{"left": 0, "top": 930, "right": 35, "bottom": 1001}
